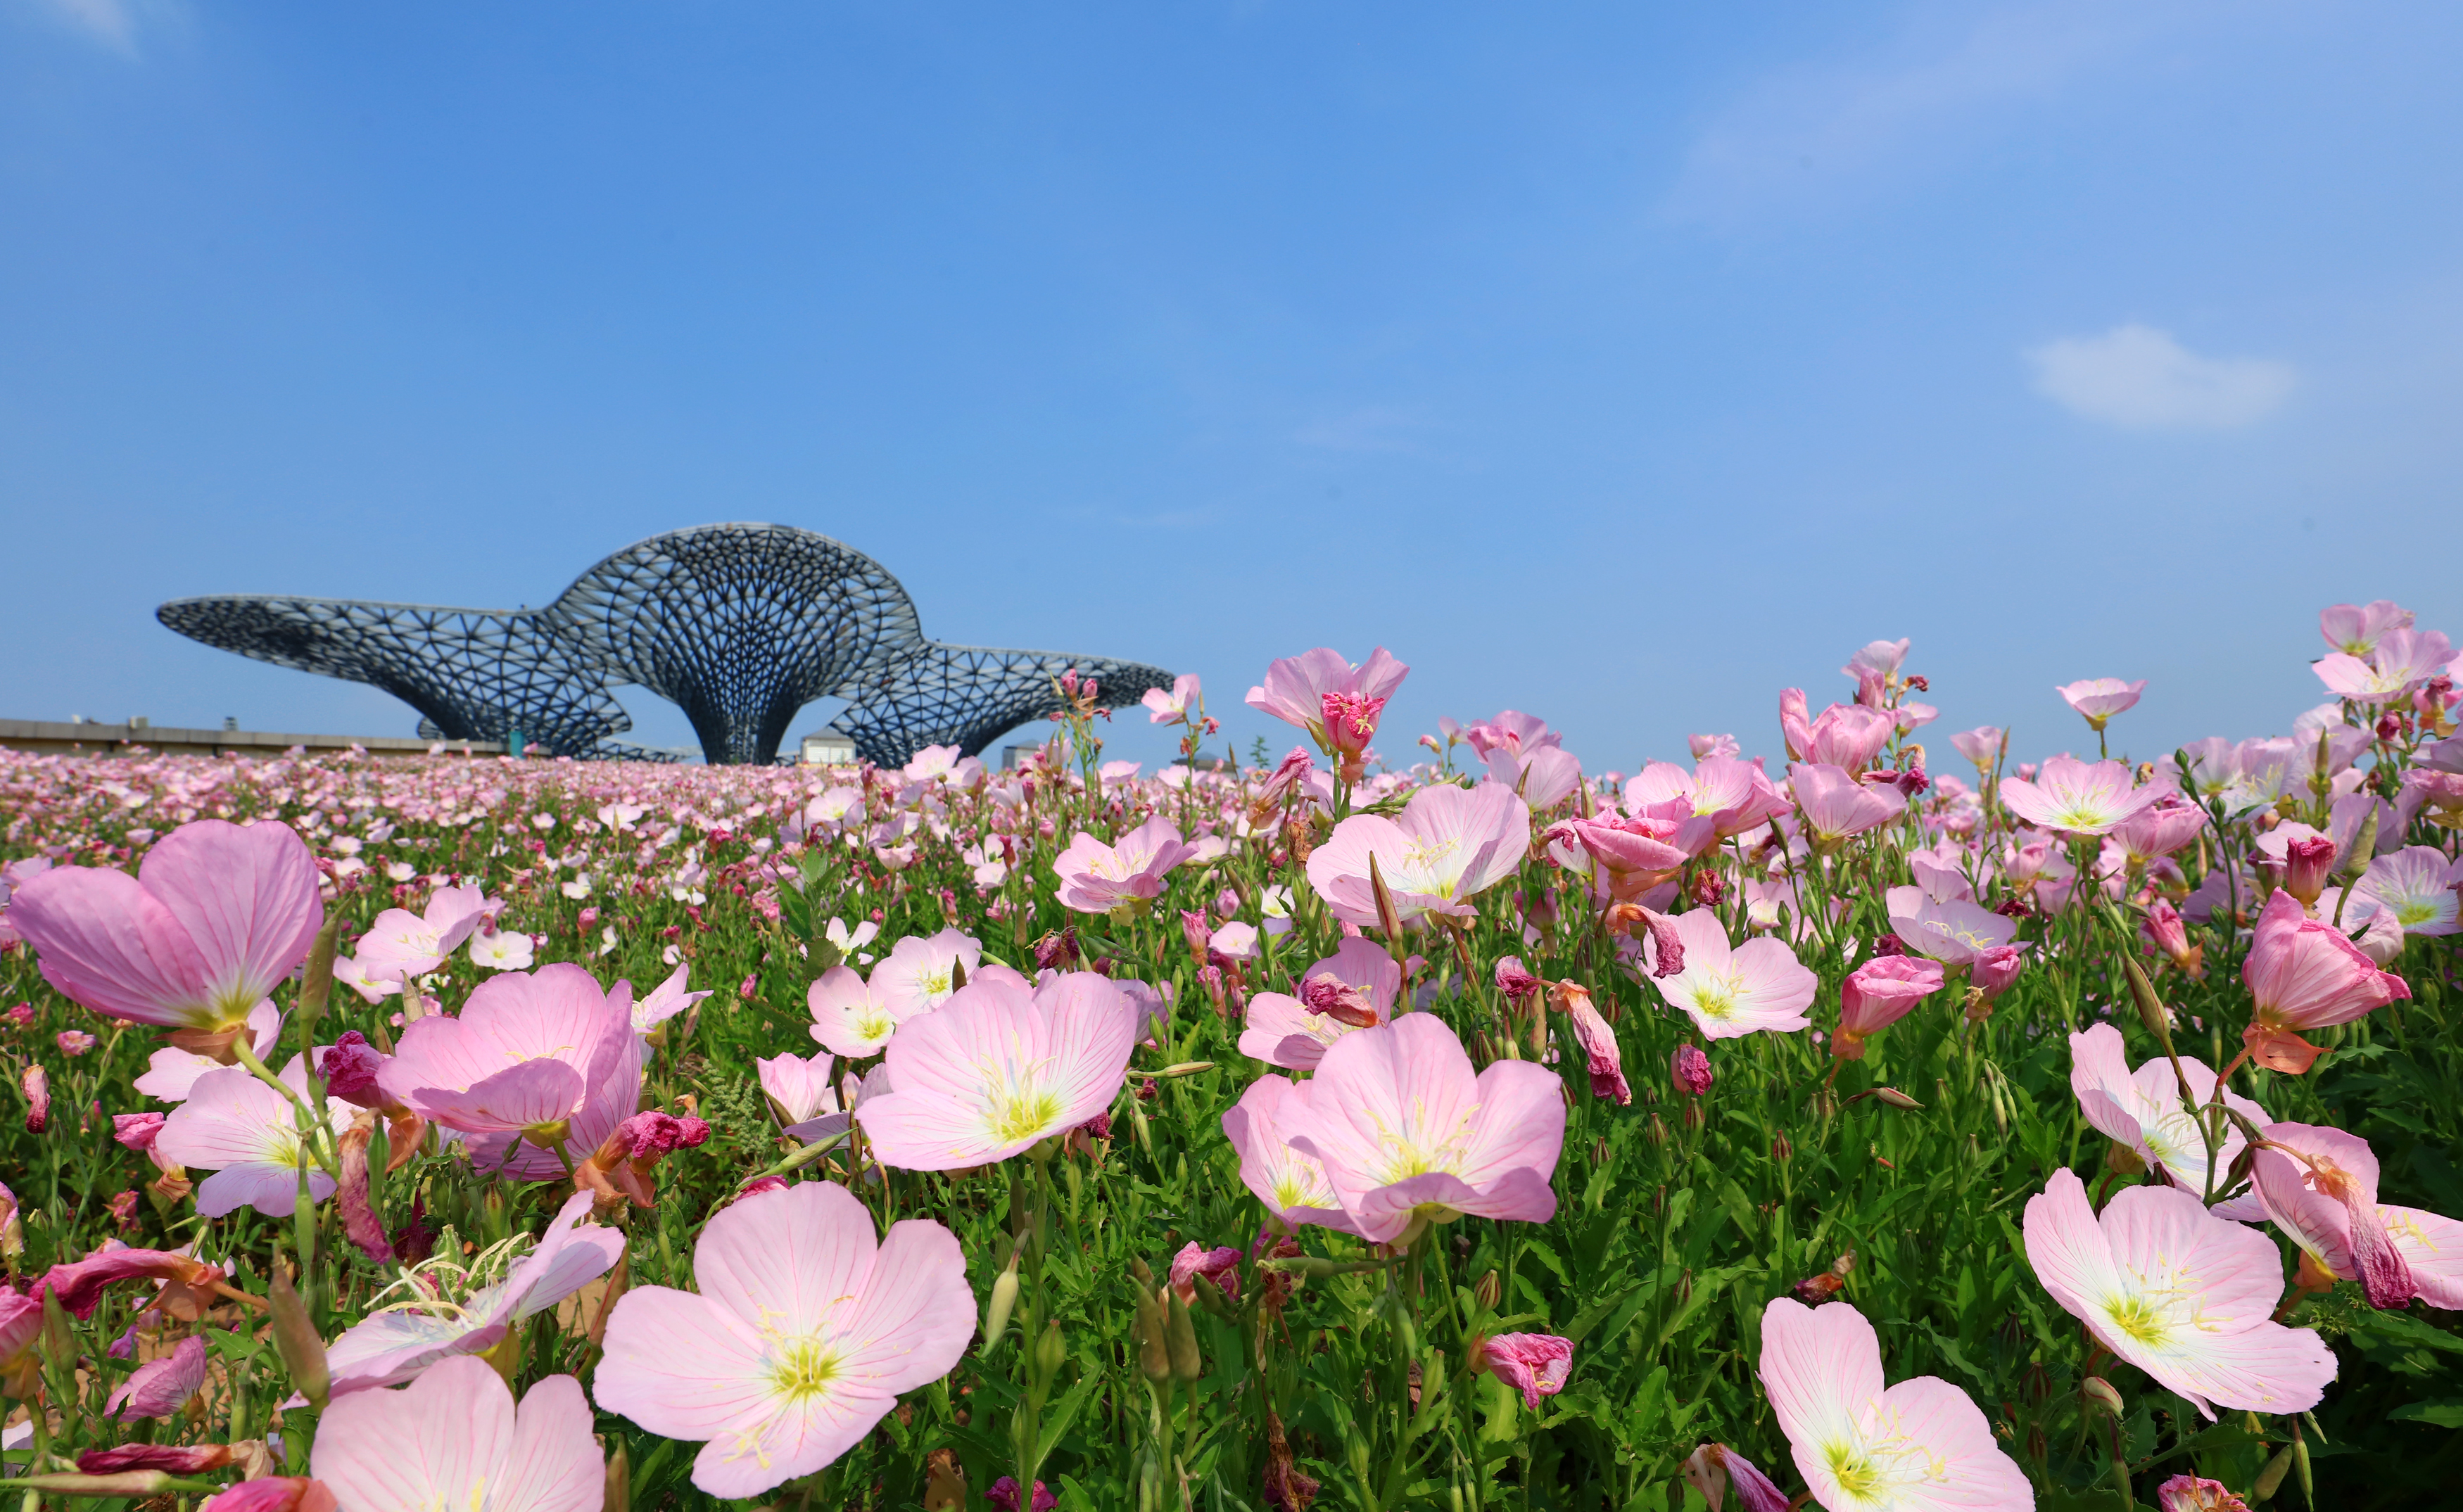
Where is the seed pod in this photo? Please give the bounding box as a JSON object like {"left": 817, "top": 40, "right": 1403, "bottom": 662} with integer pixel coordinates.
{"left": 1165, "top": 1292, "right": 1203, "bottom": 1382}
{"left": 980, "top": 1247, "right": 1022, "bottom": 1355}
{"left": 2118, "top": 952, "right": 2175, "bottom": 1055}
{"left": 602, "top": 1442, "right": 630, "bottom": 1512}
{"left": 1033, "top": 1317, "right": 1069, "bottom": 1389}
{"left": 269, "top": 1266, "right": 330, "bottom": 1411}
{"left": 1134, "top": 1285, "right": 1171, "bottom": 1382}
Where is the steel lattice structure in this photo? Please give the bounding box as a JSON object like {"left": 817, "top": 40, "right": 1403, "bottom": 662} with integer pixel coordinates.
{"left": 158, "top": 523, "right": 1170, "bottom": 766}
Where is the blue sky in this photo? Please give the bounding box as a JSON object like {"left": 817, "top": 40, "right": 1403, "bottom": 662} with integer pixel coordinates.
{"left": 4, "top": 1, "right": 2458, "bottom": 773}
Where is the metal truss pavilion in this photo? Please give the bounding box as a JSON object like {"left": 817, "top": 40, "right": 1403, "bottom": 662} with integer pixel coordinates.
{"left": 157, "top": 523, "right": 1170, "bottom": 766}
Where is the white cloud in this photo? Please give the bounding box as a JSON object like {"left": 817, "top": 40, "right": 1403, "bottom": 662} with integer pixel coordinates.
{"left": 25, "top": 0, "right": 137, "bottom": 51}
{"left": 2027, "top": 324, "right": 2296, "bottom": 431}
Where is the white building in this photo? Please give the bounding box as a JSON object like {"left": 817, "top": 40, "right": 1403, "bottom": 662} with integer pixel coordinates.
{"left": 798, "top": 726, "right": 857, "bottom": 765}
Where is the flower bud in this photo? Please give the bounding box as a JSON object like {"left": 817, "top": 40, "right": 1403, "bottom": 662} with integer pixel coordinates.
{"left": 980, "top": 1247, "right": 1021, "bottom": 1355}
{"left": 2079, "top": 1376, "right": 2124, "bottom": 1419}
{"left": 1670, "top": 1045, "right": 1713, "bottom": 1097}
{"left": 1164, "top": 1292, "right": 1203, "bottom": 1382}
{"left": 1474, "top": 1271, "right": 1501, "bottom": 1311}
{"left": 268, "top": 1266, "right": 329, "bottom": 1411}
{"left": 2283, "top": 835, "right": 2336, "bottom": 907}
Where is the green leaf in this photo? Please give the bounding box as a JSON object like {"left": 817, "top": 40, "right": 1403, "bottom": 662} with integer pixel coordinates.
{"left": 1565, "top": 1278, "right": 1645, "bottom": 1348}
{"left": 2389, "top": 1398, "right": 2463, "bottom": 1428}
{"left": 1032, "top": 1372, "right": 1103, "bottom": 1473}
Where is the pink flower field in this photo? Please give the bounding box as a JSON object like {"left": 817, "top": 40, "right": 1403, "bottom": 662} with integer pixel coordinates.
{"left": 3, "top": 604, "right": 2461, "bottom": 1510}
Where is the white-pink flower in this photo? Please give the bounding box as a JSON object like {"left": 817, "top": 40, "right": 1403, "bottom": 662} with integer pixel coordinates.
{"left": 1246, "top": 647, "right": 1409, "bottom": 749}
{"left": 1646, "top": 908, "right": 1816, "bottom": 1041}
{"left": 1051, "top": 815, "right": 1196, "bottom": 914}
{"left": 2068, "top": 1024, "right": 2266, "bottom": 1197}
{"left": 1304, "top": 780, "right": 1531, "bottom": 927}
{"left": 804, "top": 964, "right": 911, "bottom": 1057}
{"left": 1999, "top": 755, "right": 2160, "bottom": 836}
{"left": 595, "top": 1182, "right": 975, "bottom": 1497}
{"left": 855, "top": 970, "right": 1140, "bottom": 1170}
{"left": 312, "top": 1355, "right": 602, "bottom": 1512}
{"left": 155, "top": 1057, "right": 350, "bottom": 1217}
{"left": 1221, "top": 1074, "right": 1354, "bottom": 1233}
{"left": 1277, "top": 1014, "right": 1562, "bottom": 1244}
{"left": 2252, "top": 1122, "right": 2463, "bottom": 1311}
{"left": 1758, "top": 1297, "right": 2030, "bottom": 1511}
{"left": 1883, "top": 886, "right": 2017, "bottom": 966}
{"left": 868, "top": 928, "right": 983, "bottom": 1018}
{"left": 2024, "top": 1169, "right": 2335, "bottom": 1418}
{"left": 1238, "top": 937, "right": 1399, "bottom": 1070}
{"left": 1141, "top": 672, "right": 1202, "bottom": 723}
{"left": 2315, "top": 627, "right": 2455, "bottom": 704}
{"left": 2056, "top": 678, "right": 2146, "bottom": 730}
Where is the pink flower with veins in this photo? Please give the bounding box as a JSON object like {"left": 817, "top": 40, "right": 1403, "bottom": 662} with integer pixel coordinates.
{"left": 2243, "top": 888, "right": 2409, "bottom": 1036}
{"left": 313, "top": 1354, "right": 602, "bottom": 1512}
{"left": 2156, "top": 1476, "right": 2250, "bottom": 1512}
{"left": 1834, "top": 957, "right": 1944, "bottom": 1058}
{"left": 2068, "top": 1024, "right": 2267, "bottom": 1197}
{"left": 595, "top": 1182, "right": 975, "bottom": 1497}
{"left": 2253, "top": 1121, "right": 2463, "bottom": 1311}
{"left": 2319, "top": 600, "right": 2414, "bottom": 657}
{"left": 1220, "top": 1075, "right": 1355, "bottom": 1233}
{"left": 1550, "top": 811, "right": 1695, "bottom": 894}
{"left": 1844, "top": 637, "right": 1910, "bottom": 679}
{"left": 1758, "top": 1297, "right": 2030, "bottom": 1511}
{"left": 855, "top": 971, "right": 1140, "bottom": 1170}
{"left": 1478, "top": 1333, "right": 1573, "bottom": 1409}
{"left": 869, "top": 928, "right": 983, "bottom": 1017}
{"left": 1279, "top": 1015, "right": 1564, "bottom": 1245}
{"left": 1555, "top": 981, "right": 1629, "bottom": 1104}
{"left": 1485, "top": 744, "right": 1584, "bottom": 811}
{"left": 804, "top": 964, "right": 913, "bottom": 1057}
{"left": 156, "top": 1057, "right": 351, "bottom": 1216}
{"left": 1949, "top": 725, "right": 2003, "bottom": 770}
{"left": 106, "top": 1335, "right": 208, "bottom": 1420}
{"left": 1999, "top": 755, "right": 2159, "bottom": 836}
{"left": 1051, "top": 815, "right": 1196, "bottom": 915}
{"left": 1306, "top": 781, "right": 1531, "bottom": 927}
{"left": 630, "top": 963, "right": 712, "bottom": 1035}
{"left": 378, "top": 964, "right": 638, "bottom": 1167}
{"left": 353, "top": 883, "right": 493, "bottom": 982}
{"left": 1238, "top": 938, "right": 1398, "bottom": 1070}
{"left": 1246, "top": 647, "right": 1409, "bottom": 751}
{"left": 8, "top": 818, "right": 324, "bottom": 1035}
{"left": 1797, "top": 703, "right": 1897, "bottom": 772}
{"left": 1788, "top": 763, "right": 1907, "bottom": 846}
{"left": 1170, "top": 1242, "right": 1243, "bottom": 1304}
{"left": 1462, "top": 711, "right": 1558, "bottom": 759}
{"left": 325, "top": 1191, "right": 624, "bottom": 1393}
{"left": 2353, "top": 846, "right": 2463, "bottom": 936}
{"left": 2057, "top": 678, "right": 2146, "bottom": 730}
{"left": 1688, "top": 732, "right": 1741, "bottom": 760}
{"left": 1141, "top": 672, "right": 1202, "bottom": 723}
{"left": 2316, "top": 627, "right": 2456, "bottom": 704}
{"left": 1882, "top": 887, "right": 2015, "bottom": 967}
{"left": 1628, "top": 758, "right": 1790, "bottom": 843}
{"left": 1680, "top": 1444, "right": 1791, "bottom": 1512}
{"left": 1647, "top": 908, "right": 1817, "bottom": 1041}
{"left": 2024, "top": 1169, "right": 2336, "bottom": 1418}
{"left": 756, "top": 1049, "right": 848, "bottom": 1141}
{"left": 2115, "top": 794, "right": 2205, "bottom": 865}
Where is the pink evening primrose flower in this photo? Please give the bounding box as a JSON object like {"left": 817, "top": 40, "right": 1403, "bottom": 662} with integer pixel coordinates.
{"left": 630, "top": 964, "right": 713, "bottom": 1035}
{"left": 868, "top": 928, "right": 983, "bottom": 1018}
{"left": 595, "top": 1181, "right": 975, "bottom": 1498}
{"left": 2350, "top": 846, "right": 2462, "bottom": 936}
{"left": 1276, "top": 1014, "right": 1564, "bottom": 1245}
{"left": 326, "top": 1191, "right": 625, "bottom": 1394}
{"left": 379, "top": 963, "right": 635, "bottom": 1145}
{"left": 855, "top": 971, "right": 1141, "bottom": 1170}
{"left": 2056, "top": 678, "right": 2146, "bottom": 730}
{"left": 1051, "top": 815, "right": 1196, "bottom": 915}
{"left": 1758, "top": 1297, "right": 2031, "bottom": 1511}
{"left": 8, "top": 818, "right": 324, "bottom": 1035}
{"left": 1478, "top": 1333, "right": 1573, "bottom": 1410}
{"left": 2315, "top": 627, "right": 2456, "bottom": 704}
{"left": 2068, "top": 1024, "right": 2267, "bottom": 1197}
{"left": 2243, "top": 888, "right": 2410, "bottom": 1036}
{"left": 2319, "top": 599, "right": 2414, "bottom": 657}
{"left": 757, "top": 1049, "right": 849, "bottom": 1142}
{"left": 312, "top": 1354, "right": 602, "bottom": 1512}
{"left": 1999, "top": 755, "right": 2160, "bottom": 836}
{"left": 1141, "top": 672, "right": 1202, "bottom": 723}
{"left": 1305, "top": 781, "right": 1531, "bottom": 927}
{"left": 1220, "top": 1075, "right": 1355, "bottom": 1233}
{"left": 1789, "top": 763, "right": 1906, "bottom": 847}
{"left": 1646, "top": 908, "right": 1817, "bottom": 1041}
{"left": 353, "top": 883, "right": 493, "bottom": 981}
{"left": 1833, "top": 958, "right": 1944, "bottom": 1060}
{"left": 1237, "top": 938, "right": 1399, "bottom": 1070}
{"left": 2251, "top": 1122, "right": 2463, "bottom": 1311}
{"left": 106, "top": 1335, "right": 208, "bottom": 1420}
{"left": 1246, "top": 647, "right": 1410, "bottom": 751}
{"left": 2023, "top": 1169, "right": 2336, "bottom": 1418}
{"left": 134, "top": 1000, "right": 281, "bottom": 1103}
{"left": 1882, "top": 887, "right": 2017, "bottom": 967}
{"left": 804, "top": 964, "right": 914, "bottom": 1057}
{"left": 1949, "top": 726, "right": 2003, "bottom": 770}
{"left": 156, "top": 1057, "right": 352, "bottom": 1217}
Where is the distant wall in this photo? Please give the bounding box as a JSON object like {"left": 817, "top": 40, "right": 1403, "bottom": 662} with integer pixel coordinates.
{"left": 0, "top": 718, "right": 507, "bottom": 761}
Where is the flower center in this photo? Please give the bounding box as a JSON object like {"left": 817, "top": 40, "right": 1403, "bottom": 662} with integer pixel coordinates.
{"left": 987, "top": 1086, "right": 1064, "bottom": 1143}
{"left": 2103, "top": 1293, "right": 2170, "bottom": 1347}
{"left": 766, "top": 1337, "right": 840, "bottom": 1402}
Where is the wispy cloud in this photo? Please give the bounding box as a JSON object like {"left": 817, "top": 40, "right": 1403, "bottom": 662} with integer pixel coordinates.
{"left": 1293, "top": 405, "right": 1423, "bottom": 454}
{"left": 25, "top": 0, "right": 140, "bottom": 51}
{"left": 1661, "top": 1, "right": 2201, "bottom": 229}
{"left": 2027, "top": 324, "right": 2296, "bottom": 431}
